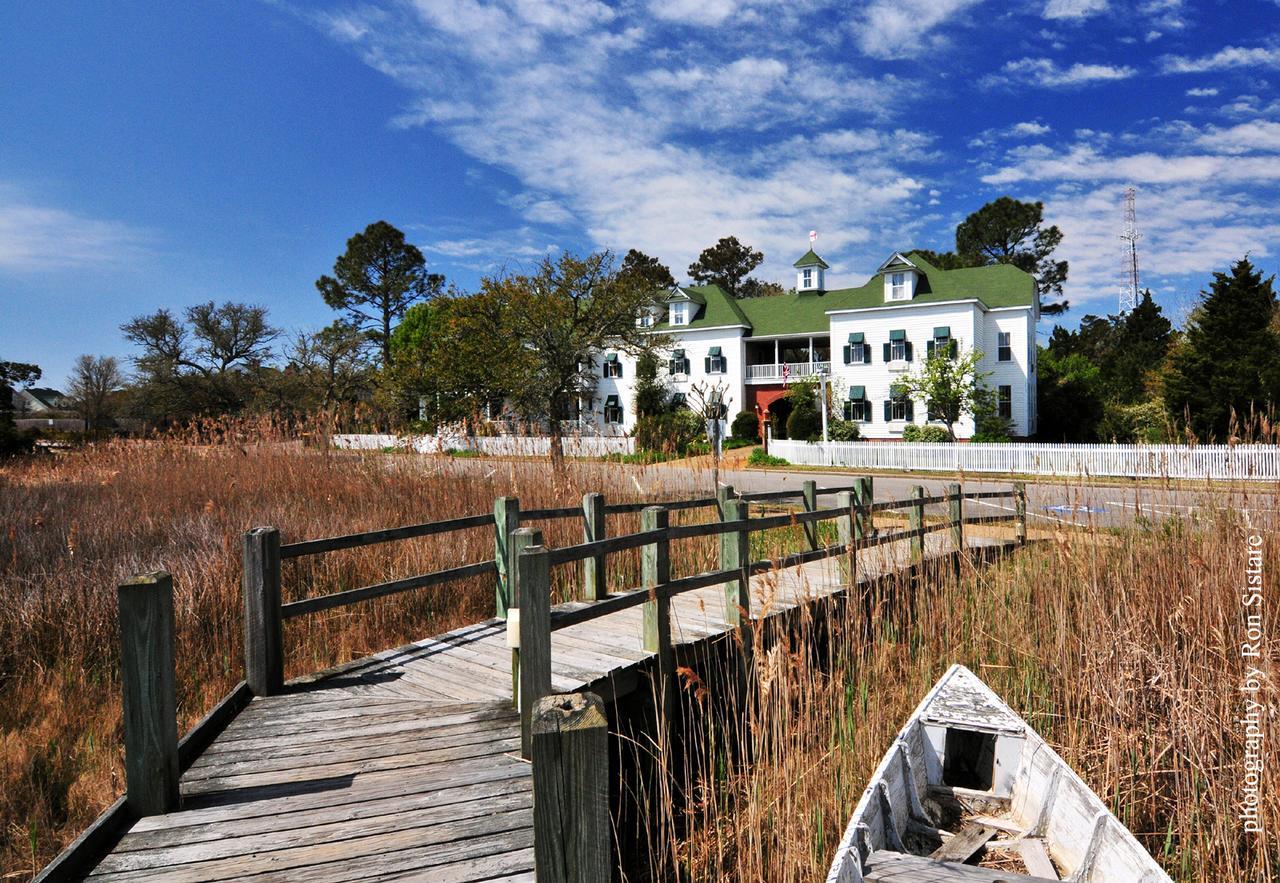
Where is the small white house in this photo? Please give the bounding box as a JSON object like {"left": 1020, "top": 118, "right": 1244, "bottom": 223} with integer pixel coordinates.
{"left": 578, "top": 248, "right": 1038, "bottom": 440}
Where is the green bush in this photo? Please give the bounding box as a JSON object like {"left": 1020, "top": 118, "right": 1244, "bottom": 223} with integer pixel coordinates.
{"left": 747, "top": 448, "right": 789, "bottom": 467}
{"left": 828, "top": 419, "right": 861, "bottom": 442}
{"left": 784, "top": 380, "right": 823, "bottom": 441}
{"left": 601, "top": 450, "right": 679, "bottom": 464}
{"left": 634, "top": 409, "right": 702, "bottom": 455}
{"left": 730, "top": 410, "right": 760, "bottom": 441}
{"left": 902, "top": 424, "right": 951, "bottom": 443}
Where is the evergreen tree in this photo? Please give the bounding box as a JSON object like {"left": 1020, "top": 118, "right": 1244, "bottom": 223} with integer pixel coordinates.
{"left": 687, "top": 236, "right": 763, "bottom": 298}
{"left": 632, "top": 351, "right": 670, "bottom": 418}
{"left": 619, "top": 249, "right": 675, "bottom": 291}
{"left": 1164, "top": 258, "right": 1280, "bottom": 439}
{"left": 1109, "top": 290, "right": 1172, "bottom": 404}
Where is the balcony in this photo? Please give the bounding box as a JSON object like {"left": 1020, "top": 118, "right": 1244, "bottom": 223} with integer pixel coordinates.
{"left": 745, "top": 361, "right": 831, "bottom": 383}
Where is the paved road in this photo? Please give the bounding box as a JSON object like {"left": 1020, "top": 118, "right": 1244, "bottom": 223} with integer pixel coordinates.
{"left": 426, "top": 455, "right": 1278, "bottom": 530}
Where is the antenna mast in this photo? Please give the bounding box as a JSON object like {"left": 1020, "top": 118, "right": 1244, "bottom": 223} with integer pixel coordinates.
{"left": 1120, "top": 186, "right": 1141, "bottom": 313}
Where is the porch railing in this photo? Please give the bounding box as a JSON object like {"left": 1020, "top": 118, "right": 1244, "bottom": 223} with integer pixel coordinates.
{"left": 745, "top": 361, "right": 831, "bottom": 382}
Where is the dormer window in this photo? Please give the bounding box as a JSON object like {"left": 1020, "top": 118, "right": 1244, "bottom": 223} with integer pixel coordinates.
{"left": 890, "top": 272, "right": 907, "bottom": 300}
{"left": 670, "top": 302, "right": 688, "bottom": 325}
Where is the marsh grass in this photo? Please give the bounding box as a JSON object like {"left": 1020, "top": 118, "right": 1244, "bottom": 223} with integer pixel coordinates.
{"left": 628, "top": 483, "right": 1279, "bottom": 882}
{"left": 0, "top": 427, "right": 698, "bottom": 877}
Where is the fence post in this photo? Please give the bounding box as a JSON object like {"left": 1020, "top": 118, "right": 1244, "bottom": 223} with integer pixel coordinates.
{"left": 909, "top": 486, "right": 925, "bottom": 560}
{"left": 641, "top": 506, "right": 674, "bottom": 720}
{"left": 582, "top": 493, "right": 607, "bottom": 602}
{"left": 801, "top": 478, "right": 818, "bottom": 551}
{"left": 495, "top": 496, "right": 521, "bottom": 619}
{"left": 243, "top": 527, "right": 283, "bottom": 697}
{"left": 855, "top": 475, "right": 874, "bottom": 539}
{"left": 118, "top": 571, "right": 180, "bottom": 816}
{"left": 836, "top": 491, "right": 858, "bottom": 586}
{"left": 716, "top": 483, "right": 734, "bottom": 518}
{"left": 510, "top": 527, "right": 544, "bottom": 710}
{"left": 532, "top": 692, "right": 610, "bottom": 883}
{"left": 719, "top": 497, "right": 749, "bottom": 627}
{"left": 1014, "top": 482, "right": 1027, "bottom": 546}
{"left": 947, "top": 483, "right": 964, "bottom": 553}
{"left": 518, "top": 541, "right": 551, "bottom": 760}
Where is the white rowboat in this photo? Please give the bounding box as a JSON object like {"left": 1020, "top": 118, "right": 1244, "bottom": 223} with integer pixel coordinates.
{"left": 826, "top": 665, "right": 1173, "bottom": 882}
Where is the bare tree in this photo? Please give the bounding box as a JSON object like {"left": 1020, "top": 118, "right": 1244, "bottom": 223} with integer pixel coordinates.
{"left": 67, "top": 355, "right": 124, "bottom": 432}
{"left": 688, "top": 379, "right": 731, "bottom": 492}
{"left": 287, "top": 321, "right": 375, "bottom": 408}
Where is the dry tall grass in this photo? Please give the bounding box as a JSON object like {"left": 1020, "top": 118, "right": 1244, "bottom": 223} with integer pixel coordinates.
{"left": 0, "top": 431, "right": 691, "bottom": 878}
{"left": 649, "top": 485, "right": 1278, "bottom": 882}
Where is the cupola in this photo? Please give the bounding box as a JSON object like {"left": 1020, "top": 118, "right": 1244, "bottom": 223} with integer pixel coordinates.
{"left": 794, "top": 233, "right": 829, "bottom": 293}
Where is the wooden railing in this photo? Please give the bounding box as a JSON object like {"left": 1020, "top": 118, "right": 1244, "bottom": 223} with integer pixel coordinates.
{"left": 83, "top": 478, "right": 1028, "bottom": 883}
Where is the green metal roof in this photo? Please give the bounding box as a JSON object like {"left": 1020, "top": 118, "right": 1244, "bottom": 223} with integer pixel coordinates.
{"left": 652, "top": 253, "right": 1033, "bottom": 336}
{"left": 793, "top": 249, "right": 830, "bottom": 269}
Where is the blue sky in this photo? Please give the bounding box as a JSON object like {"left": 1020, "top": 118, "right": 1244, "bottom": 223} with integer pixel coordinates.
{"left": 2, "top": 0, "right": 1279, "bottom": 386}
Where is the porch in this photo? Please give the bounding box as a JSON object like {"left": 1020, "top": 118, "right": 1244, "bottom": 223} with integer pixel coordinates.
{"left": 744, "top": 336, "right": 830, "bottom": 384}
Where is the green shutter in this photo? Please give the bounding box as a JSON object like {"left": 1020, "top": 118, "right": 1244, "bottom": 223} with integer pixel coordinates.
{"left": 848, "top": 332, "right": 864, "bottom": 344}
{"left": 883, "top": 342, "right": 891, "bottom": 361}
{"left": 883, "top": 400, "right": 892, "bottom": 422}
{"left": 904, "top": 342, "right": 913, "bottom": 362}
{"left": 926, "top": 340, "right": 935, "bottom": 358}
{"left": 842, "top": 344, "right": 852, "bottom": 364}
{"left": 889, "top": 329, "right": 906, "bottom": 341}
{"left": 905, "top": 400, "right": 914, "bottom": 421}
{"left": 864, "top": 346, "right": 872, "bottom": 364}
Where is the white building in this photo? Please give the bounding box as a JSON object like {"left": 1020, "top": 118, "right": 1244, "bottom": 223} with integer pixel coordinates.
{"left": 583, "top": 249, "right": 1038, "bottom": 440}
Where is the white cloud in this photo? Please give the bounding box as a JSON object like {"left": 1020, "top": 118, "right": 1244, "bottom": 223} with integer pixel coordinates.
{"left": 307, "top": 2, "right": 933, "bottom": 283}
{"left": 1010, "top": 121, "right": 1052, "bottom": 137}
{"left": 1196, "top": 121, "right": 1280, "bottom": 154}
{"left": 994, "top": 57, "right": 1136, "bottom": 88}
{"left": 648, "top": 0, "right": 737, "bottom": 26}
{"left": 0, "top": 188, "right": 148, "bottom": 271}
{"left": 855, "top": 0, "right": 982, "bottom": 60}
{"left": 1161, "top": 44, "right": 1280, "bottom": 74}
{"left": 1145, "top": 30, "right": 1162, "bottom": 42}
{"left": 1185, "top": 86, "right": 1218, "bottom": 97}
{"left": 977, "top": 118, "right": 1280, "bottom": 309}
{"left": 1043, "top": 0, "right": 1107, "bottom": 20}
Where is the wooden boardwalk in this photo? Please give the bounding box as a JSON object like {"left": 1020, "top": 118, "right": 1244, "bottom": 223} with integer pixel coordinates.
{"left": 80, "top": 530, "right": 992, "bottom": 882}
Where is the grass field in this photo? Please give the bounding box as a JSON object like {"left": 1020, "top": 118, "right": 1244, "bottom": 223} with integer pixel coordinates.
{"left": 1, "top": 434, "right": 1276, "bottom": 880}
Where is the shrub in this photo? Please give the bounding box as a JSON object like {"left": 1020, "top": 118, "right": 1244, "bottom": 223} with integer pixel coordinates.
{"left": 634, "top": 410, "right": 702, "bottom": 455}
{"left": 730, "top": 410, "right": 760, "bottom": 441}
{"left": 784, "top": 381, "right": 822, "bottom": 442}
{"left": 828, "top": 419, "right": 861, "bottom": 442}
{"left": 747, "top": 448, "right": 789, "bottom": 467}
{"left": 902, "top": 424, "right": 949, "bottom": 443}
{"left": 901, "top": 423, "right": 921, "bottom": 442}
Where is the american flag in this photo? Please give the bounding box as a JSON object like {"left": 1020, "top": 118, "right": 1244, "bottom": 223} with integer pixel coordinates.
{"left": 782, "top": 363, "right": 790, "bottom": 384}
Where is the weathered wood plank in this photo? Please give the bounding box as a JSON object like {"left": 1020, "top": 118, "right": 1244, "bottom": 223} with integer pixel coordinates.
{"left": 1018, "top": 838, "right": 1060, "bottom": 879}
{"left": 279, "top": 512, "right": 493, "bottom": 559}
{"left": 865, "top": 850, "right": 1061, "bottom": 883}
{"left": 243, "top": 528, "right": 283, "bottom": 696}
{"left": 929, "top": 825, "right": 998, "bottom": 862}
{"left": 531, "top": 693, "right": 609, "bottom": 882}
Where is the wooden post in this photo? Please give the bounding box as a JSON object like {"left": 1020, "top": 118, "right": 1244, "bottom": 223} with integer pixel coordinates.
{"left": 1015, "top": 482, "right": 1027, "bottom": 546}
{"left": 495, "top": 496, "right": 520, "bottom": 618}
{"left": 582, "top": 493, "right": 606, "bottom": 602}
{"left": 801, "top": 479, "right": 818, "bottom": 550}
{"left": 532, "top": 692, "right": 610, "bottom": 882}
{"left": 836, "top": 491, "right": 857, "bottom": 585}
{"left": 716, "top": 483, "right": 734, "bottom": 518}
{"left": 243, "top": 526, "right": 283, "bottom": 697}
{"left": 640, "top": 506, "right": 674, "bottom": 720}
{"left": 909, "top": 485, "right": 925, "bottom": 561}
{"left": 510, "top": 527, "right": 543, "bottom": 709}
{"left": 855, "top": 475, "right": 874, "bottom": 540}
{"left": 118, "top": 571, "right": 180, "bottom": 816}
{"left": 947, "top": 483, "right": 964, "bottom": 553}
{"left": 719, "top": 497, "right": 749, "bottom": 626}
{"left": 517, "top": 541, "right": 552, "bottom": 760}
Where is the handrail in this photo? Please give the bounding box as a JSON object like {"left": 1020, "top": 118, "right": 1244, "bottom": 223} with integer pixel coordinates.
{"left": 279, "top": 513, "right": 494, "bottom": 559}
{"left": 963, "top": 514, "right": 1018, "bottom": 526}
{"left": 281, "top": 559, "right": 498, "bottom": 618}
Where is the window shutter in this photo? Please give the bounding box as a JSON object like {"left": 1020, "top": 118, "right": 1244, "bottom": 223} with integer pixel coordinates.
{"left": 883, "top": 342, "right": 891, "bottom": 362}
{"left": 842, "top": 344, "right": 851, "bottom": 364}
{"left": 864, "top": 346, "right": 872, "bottom": 364}
{"left": 926, "top": 340, "right": 935, "bottom": 358}
{"left": 904, "top": 342, "right": 913, "bottom": 362}
{"left": 905, "top": 400, "right": 915, "bottom": 421}
{"left": 883, "top": 400, "right": 892, "bottom": 422}
{"left": 949, "top": 340, "right": 958, "bottom": 359}
{"left": 704, "top": 356, "right": 711, "bottom": 373}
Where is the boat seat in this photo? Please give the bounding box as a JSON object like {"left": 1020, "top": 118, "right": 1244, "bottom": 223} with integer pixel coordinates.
{"left": 864, "top": 849, "right": 1061, "bottom": 882}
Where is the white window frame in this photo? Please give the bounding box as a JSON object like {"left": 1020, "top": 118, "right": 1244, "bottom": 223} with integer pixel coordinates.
{"left": 890, "top": 272, "right": 907, "bottom": 300}
{"left": 603, "top": 401, "right": 624, "bottom": 424}
{"left": 998, "top": 385, "right": 1012, "bottom": 419}
{"left": 890, "top": 340, "right": 907, "bottom": 361}
{"left": 670, "top": 302, "right": 688, "bottom": 325}
{"left": 707, "top": 355, "right": 726, "bottom": 374}
{"left": 803, "top": 268, "right": 813, "bottom": 287}
{"left": 890, "top": 397, "right": 911, "bottom": 421}
{"left": 997, "top": 331, "right": 1012, "bottom": 362}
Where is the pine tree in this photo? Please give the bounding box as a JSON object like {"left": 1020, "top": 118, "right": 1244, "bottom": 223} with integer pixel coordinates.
{"left": 1109, "top": 290, "right": 1172, "bottom": 404}
{"left": 1164, "top": 259, "right": 1280, "bottom": 439}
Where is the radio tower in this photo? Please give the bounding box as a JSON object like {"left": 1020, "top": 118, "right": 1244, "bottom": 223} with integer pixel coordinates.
{"left": 1119, "top": 186, "right": 1141, "bottom": 314}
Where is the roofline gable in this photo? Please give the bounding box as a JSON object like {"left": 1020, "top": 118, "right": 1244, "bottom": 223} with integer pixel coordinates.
{"left": 876, "top": 252, "right": 920, "bottom": 274}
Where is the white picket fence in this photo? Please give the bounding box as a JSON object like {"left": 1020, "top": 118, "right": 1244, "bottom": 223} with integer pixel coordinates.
{"left": 767, "top": 440, "right": 1280, "bottom": 480}
{"left": 331, "top": 433, "right": 635, "bottom": 457}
